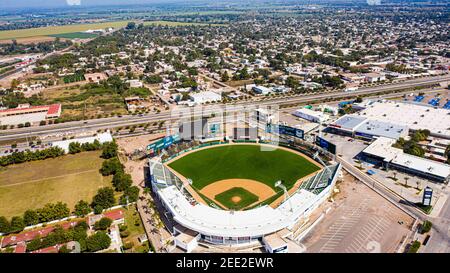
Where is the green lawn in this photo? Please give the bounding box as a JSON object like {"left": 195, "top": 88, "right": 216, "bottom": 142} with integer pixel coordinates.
{"left": 0, "top": 151, "right": 111, "bottom": 218}
{"left": 168, "top": 144, "right": 320, "bottom": 190}
{"left": 215, "top": 187, "right": 259, "bottom": 210}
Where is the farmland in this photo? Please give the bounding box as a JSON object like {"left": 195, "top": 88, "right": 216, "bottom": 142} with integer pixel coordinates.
{"left": 0, "top": 20, "right": 226, "bottom": 41}
{"left": 0, "top": 21, "right": 130, "bottom": 41}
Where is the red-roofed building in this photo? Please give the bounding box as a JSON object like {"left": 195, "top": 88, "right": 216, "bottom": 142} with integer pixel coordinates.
{"left": 87, "top": 209, "right": 125, "bottom": 228}
{"left": 0, "top": 103, "right": 61, "bottom": 126}
{"left": 30, "top": 244, "right": 64, "bottom": 253}
{"left": 14, "top": 242, "right": 27, "bottom": 253}
{"left": 0, "top": 221, "right": 78, "bottom": 248}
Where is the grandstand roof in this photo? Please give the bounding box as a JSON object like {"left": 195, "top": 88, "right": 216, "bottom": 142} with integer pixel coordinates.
{"left": 158, "top": 185, "right": 320, "bottom": 237}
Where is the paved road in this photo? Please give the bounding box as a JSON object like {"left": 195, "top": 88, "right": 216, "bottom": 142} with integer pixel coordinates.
{"left": 1, "top": 75, "right": 449, "bottom": 141}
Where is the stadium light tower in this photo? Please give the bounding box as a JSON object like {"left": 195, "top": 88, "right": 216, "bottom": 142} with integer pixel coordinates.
{"left": 275, "top": 180, "right": 293, "bottom": 212}
{"left": 313, "top": 151, "right": 331, "bottom": 175}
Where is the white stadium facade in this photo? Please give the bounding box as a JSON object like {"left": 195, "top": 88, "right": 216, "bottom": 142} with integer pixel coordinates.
{"left": 148, "top": 153, "right": 341, "bottom": 253}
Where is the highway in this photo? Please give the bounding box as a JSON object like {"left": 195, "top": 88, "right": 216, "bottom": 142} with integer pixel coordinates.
{"left": 1, "top": 74, "right": 449, "bottom": 142}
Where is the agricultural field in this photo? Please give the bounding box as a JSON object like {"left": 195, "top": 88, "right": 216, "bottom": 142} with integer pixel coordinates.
{"left": 0, "top": 21, "right": 130, "bottom": 41}
{"left": 0, "top": 20, "right": 225, "bottom": 41}
{"left": 50, "top": 32, "right": 98, "bottom": 39}
{"left": 142, "top": 21, "right": 225, "bottom": 27}
{"left": 0, "top": 151, "right": 112, "bottom": 218}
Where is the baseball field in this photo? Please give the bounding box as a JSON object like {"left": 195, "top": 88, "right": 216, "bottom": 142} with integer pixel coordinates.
{"left": 167, "top": 144, "right": 321, "bottom": 210}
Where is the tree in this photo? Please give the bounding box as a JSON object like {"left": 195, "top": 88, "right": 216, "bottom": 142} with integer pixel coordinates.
{"left": 74, "top": 200, "right": 92, "bottom": 217}
{"left": 9, "top": 216, "right": 25, "bottom": 233}
{"left": 126, "top": 22, "right": 136, "bottom": 30}
{"left": 94, "top": 217, "right": 113, "bottom": 230}
{"left": 86, "top": 231, "right": 111, "bottom": 252}
{"left": 100, "top": 157, "right": 124, "bottom": 176}
{"left": 101, "top": 142, "right": 118, "bottom": 159}
{"left": 24, "top": 210, "right": 40, "bottom": 226}
{"left": 404, "top": 177, "right": 410, "bottom": 187}
{"left": 112, "top": 171, "right": 133, "bottom": 191}
{"left": 91, "top": 187, "right": 116, "bottom": 212}
{"left": 68, "top": 142, "right": 82, "bottom": 154}
{"left": 0, "top": 216, "right": 11, "bottom": 233}
{"left": 120, "top": 186, "right": 140, "bottom": 205}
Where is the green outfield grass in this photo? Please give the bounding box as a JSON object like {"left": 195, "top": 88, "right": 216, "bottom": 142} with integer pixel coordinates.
{"left": 214, "top": 187, "right": 259, "bottom": 210}
{"left": 0, "top": 151, "right": 112, "bottom": 218}
{"left": 168, "top": 144, "right": 320, "bottom": 190}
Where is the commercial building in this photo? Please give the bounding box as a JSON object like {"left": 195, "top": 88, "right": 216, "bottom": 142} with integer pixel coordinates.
{"left": 293, "top": 108, "right": 330, "bottom": 123}
{"left": 361, "top": 137, "right": 450, "bottom": 183}
{"left": 189, "top": 91, "right": 222, "bottom": 104}
{"left": 252, "top": 85, "right": 272, "bottom": 95}
{"left": 0, "top": 103, "right": 61, "bottom": 126}
{"left": 51, "top": 132, "right": 113, "bottom": 153}
{"left": 354, "top": 101, "right": 450, "bottom": 138}
{"left": 329, "top": 115, "right": 409, "bottom": 140}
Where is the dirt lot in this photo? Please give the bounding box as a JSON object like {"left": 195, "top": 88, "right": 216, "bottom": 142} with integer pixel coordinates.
{"left": 301, "top": 171, "right": 415, "bottom": 253}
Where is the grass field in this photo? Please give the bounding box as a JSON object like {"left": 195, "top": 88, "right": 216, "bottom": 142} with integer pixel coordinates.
{"left": 214, "top": 187, "right": 259, "bottom": 210}
{"left": 0, "top": 21, "right": 131, "bottom": 40}
{"left": 168, "top": 144, "right": 320, "bottom": 190}
{"left": 0, "top": 20, "right": 226, "bottom": 41}
{"left": 49, "top": 32, "right": 98, "bottom": 39}
{"left": 0, "top": 151, "right": 111, "bottom": 218}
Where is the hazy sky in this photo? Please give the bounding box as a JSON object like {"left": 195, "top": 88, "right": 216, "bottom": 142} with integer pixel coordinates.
{"left": 1, "top": 0, "right": 184, "bottom": 9}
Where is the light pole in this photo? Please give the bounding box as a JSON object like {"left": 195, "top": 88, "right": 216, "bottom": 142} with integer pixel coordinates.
{"left": 275, "top": 180, "right": 292, "bottom": 212}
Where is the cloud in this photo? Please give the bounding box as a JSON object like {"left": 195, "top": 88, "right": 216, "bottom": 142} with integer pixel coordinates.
{"left": 66, "top": 0, "right": 81, "bottom": 5}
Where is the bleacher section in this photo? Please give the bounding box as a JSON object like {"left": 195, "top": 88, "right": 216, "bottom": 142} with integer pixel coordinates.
{"left": 298, "top": 164, "right": 339, "bottom": 194}
{"left": 443, "top": 100, "right": 450, "bottom": 110}
{"left": 414, "top": 95, "right": 424, "bottom": 102}
{"left": 428, "top": 97, "right": 440, "bottom": 107}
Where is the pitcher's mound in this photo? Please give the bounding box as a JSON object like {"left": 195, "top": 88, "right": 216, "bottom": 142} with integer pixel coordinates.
{"left": 231, "top": 196, "right": 242, "bottom": 203}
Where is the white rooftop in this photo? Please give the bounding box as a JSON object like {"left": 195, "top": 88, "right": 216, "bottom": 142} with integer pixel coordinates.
{"left": 355, "top": 101, "right": 450, "bottom": 137}
{"left": 52, "top": 132, "right": 113, "bottom": 153}
{"left": 158, "top": 185, "right": 319, "bottom": 238}
{"left": 363, "top": 137, "right": 450, "bottom": 180}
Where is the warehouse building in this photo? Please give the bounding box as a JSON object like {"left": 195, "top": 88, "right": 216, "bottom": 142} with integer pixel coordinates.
{"left": 293, "top": 108, "right": 330, "bottom": 123}
{"left": 361, "top": 137, "right": 450, "bottom": 183}
{"left": 354, "top": 101, "right": 450, "bottom": 139}
{"left": 328, "top": 115, "right": 409, "bottom": 140}
{"left": 0, "top": 103, "right": 61, "bottom": 126}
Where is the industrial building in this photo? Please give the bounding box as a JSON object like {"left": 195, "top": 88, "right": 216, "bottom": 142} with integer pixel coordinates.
{"left": 328, "top": 115, "right": 409, "bottom": 140}
{"left": 293, "top": 108, "right": 330, "bottom": 123}
{"left": 0, "top": 103, "right": 61, "bottom": 126}
{"left": 361, "top": 137, "right": 450, "bottom": 183}
{"left": 51, "top": 132, "right": 113, "bottom": 153}
{"left": 189, "top": 91, "right": 222, "bottom": 104}
{"left": 354, "top": 101, "right": 450, "bottom": 139}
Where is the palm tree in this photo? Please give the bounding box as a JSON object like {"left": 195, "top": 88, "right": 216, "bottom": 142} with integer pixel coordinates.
{"left": 416, "top": 181, "right": 421, "bottom": 190}
{"left": 404, "top": 177, "right": 410, "bottom": 187}
{"left": 393, "top": 172, "right": 397, "bottom": 180}
{"left": 143, "top": 187, "right": 151, "bottom": 197}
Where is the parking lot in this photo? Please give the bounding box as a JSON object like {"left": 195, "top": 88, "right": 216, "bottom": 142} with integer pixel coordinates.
{"left": 301, "top": 171, "right": 415, "bottom": 253}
